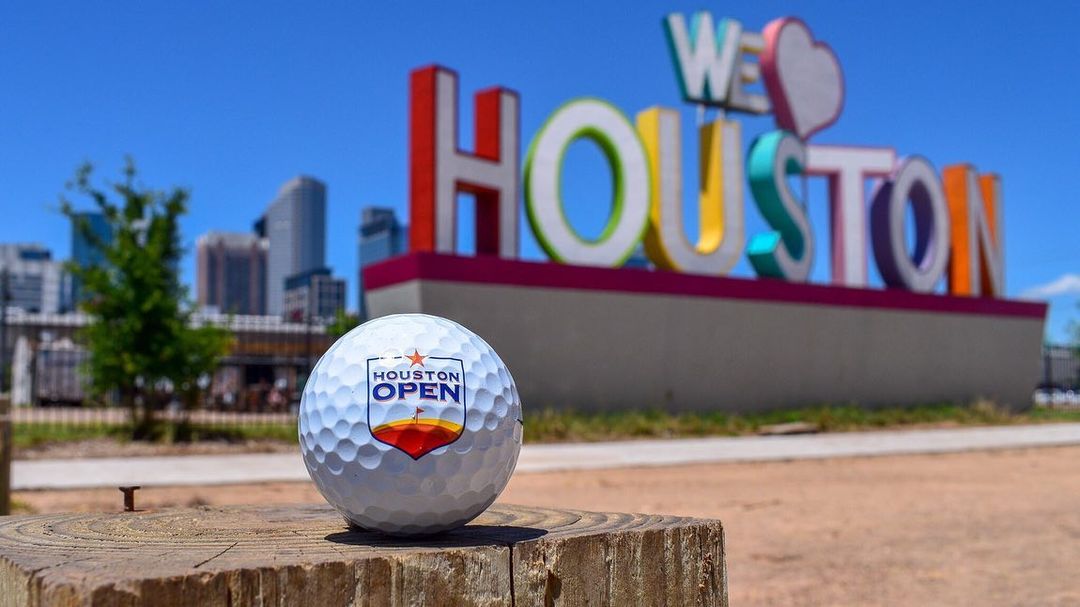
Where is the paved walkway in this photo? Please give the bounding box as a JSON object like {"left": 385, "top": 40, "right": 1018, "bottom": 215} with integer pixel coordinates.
{"left": 12, "top": 423, "right": 1080, "bottom": 490}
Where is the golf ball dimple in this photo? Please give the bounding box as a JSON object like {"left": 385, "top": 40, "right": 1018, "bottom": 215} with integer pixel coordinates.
{"left": 299, "top": 313, "right": 523, "bottom": 535}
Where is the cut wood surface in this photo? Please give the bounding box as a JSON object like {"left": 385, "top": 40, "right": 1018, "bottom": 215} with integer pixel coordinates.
{"left": 0, "top": 396, "right": 9, "bottom": 516}
{"left": 0, "top": 503, "right": 726, "bottom": 606}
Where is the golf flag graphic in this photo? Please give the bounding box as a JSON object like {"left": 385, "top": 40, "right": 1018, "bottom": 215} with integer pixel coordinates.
{"left": 367, "top": 350, "right": 467, "bottom": 459}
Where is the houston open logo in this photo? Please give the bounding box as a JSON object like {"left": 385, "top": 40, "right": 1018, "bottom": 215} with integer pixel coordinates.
{"left": 408, "top": 12, "right": 1005, "bottom": 298}
{"left": 367, "top": 350, "right": 467, "bottom": 459}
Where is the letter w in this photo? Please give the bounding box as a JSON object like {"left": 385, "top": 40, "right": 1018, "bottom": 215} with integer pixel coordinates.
{"left": 663, "top": 12, "right": 741, "bottom": 105}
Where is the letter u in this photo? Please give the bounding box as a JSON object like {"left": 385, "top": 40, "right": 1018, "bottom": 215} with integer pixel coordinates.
{"left": 635, "top": 107, "right": 745, "bottom": 275}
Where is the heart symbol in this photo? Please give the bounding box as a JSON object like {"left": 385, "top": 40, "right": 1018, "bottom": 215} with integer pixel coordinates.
{"left": 760, "top": 18, "right": 845, "bottom": 141}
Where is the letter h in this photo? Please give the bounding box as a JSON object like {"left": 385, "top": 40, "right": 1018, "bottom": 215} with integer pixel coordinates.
{"left": 409, "top": 66, "right": 520, "bottom": 257}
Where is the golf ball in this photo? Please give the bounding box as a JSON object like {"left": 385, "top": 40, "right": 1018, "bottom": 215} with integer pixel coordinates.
{"left": 298, "top": 313, "right": 523, "bottom": 535}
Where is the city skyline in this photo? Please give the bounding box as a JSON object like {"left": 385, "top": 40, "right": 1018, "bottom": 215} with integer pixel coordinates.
{"left": 2, "top": 183, "right": 399, "bottom": 321}
{"left": 2, "top": 2, "right": 1078, "bottom": 340}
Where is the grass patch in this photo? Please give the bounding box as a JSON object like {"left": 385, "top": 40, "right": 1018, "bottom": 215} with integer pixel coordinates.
{"left": 12, "top": 421, "right": 297, "bottom": 449}
{"left": 10, "top": 402, "right": 1080, "bottom": 448}
{"left": 12, "top": 423, "right": 129, "bottom": 450}
{"left": 171, "top": 423, "right": 298, "bottom": 443}
{"left": 8, "top": 499, "right": 36, "bottom": 515}
{"left": 522, "top": 401, "right": 1080, "bottom": 443}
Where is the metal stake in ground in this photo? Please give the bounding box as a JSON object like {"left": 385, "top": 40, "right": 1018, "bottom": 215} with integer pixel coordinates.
{"left": 119, "top": 486, "right": 141, "bottom": 512}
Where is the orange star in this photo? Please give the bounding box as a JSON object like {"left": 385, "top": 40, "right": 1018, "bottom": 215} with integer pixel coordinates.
{"left": 406, "top": 349, "right": 426, "bottom": 367}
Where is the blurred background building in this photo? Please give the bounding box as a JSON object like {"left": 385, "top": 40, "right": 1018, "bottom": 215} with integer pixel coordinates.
{"left": 283, "top": 267, "right": 346, "bottom": 322}
{"left": 0, "top": 244, "right": 69, "bottom": 314}
{"left": 357, "top": 207, "right": 406, "bottom": 319}
{"left": 196, "top": 231, "right": 268, "bottom": 315}
{"left": 257, "top": 176, "right": 326, "bottom": 316}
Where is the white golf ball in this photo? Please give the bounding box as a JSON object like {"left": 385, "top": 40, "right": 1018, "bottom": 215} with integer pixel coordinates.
{"left": 299, "top": 313, "right": 523, "bottom": 535}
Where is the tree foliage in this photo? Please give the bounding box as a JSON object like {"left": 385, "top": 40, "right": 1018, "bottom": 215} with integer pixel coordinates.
{"left": 326, "top": 309, "right": 361, "bottom": 339}
{"left": 61, "top": 159, "right": 229, "bottom": 438}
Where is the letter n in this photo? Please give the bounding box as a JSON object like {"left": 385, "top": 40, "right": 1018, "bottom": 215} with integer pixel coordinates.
{"left": 943, "top": 165, "right": 1003, "bottom": 297}
{"left": 410, "top": 66, "right": 520, "bottom": 257}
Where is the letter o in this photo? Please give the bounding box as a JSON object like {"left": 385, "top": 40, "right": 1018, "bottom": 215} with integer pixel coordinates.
{"left": 371, "top": 383, "right": 396, "bottom": 402}
{"left": 524, "top": 98, "right": 651, "bottom": 267}
{"left": 870, "top": 156, "right": 951, "bottom": 292}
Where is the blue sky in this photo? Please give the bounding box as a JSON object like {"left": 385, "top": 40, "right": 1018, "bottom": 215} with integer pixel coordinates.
{"left": 1, "top": 1, "right": 1077, "bottom": 341}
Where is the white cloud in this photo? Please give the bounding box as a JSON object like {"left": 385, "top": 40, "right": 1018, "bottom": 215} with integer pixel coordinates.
{"left": 1021, "top": 273, "right": 1080, "bottom": 299}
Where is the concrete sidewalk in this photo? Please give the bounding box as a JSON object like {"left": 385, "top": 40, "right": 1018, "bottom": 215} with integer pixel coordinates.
{"left": 12, "top": 423, "right": 1080, "bottom": 490}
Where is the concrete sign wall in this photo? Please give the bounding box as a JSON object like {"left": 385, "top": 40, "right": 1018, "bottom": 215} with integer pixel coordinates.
{"left": 365, "top": 254, "right": 1046, "bottom": 412}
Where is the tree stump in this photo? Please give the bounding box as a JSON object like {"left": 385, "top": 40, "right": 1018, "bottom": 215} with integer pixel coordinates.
{"left": 0, "top": 504, "right": 726, "bottom": 606}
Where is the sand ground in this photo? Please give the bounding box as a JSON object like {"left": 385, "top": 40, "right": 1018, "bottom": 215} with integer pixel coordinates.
{"left": 13, "top": 445, "right": 1080, "bottom": 606}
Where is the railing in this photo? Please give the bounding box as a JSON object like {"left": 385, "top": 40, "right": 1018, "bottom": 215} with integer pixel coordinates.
{"left": 11, "top": 407, "right": 296, "bottom": 427}
{"left": 1040, "top": 344, "right": 1080, "bottom": 391}
{"left": 0, "top": 396, "right": 10, "bottom": 515}
{"left": 10, "top": 403, "right": 298, "bottom": 457}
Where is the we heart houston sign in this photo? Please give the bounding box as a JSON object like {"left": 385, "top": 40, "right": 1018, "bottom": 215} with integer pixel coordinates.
{"left": 408, "top": 12, "right": 1005, "bottom": 299}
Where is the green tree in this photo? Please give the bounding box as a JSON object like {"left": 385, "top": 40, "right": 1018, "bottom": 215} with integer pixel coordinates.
{"left": 61, "top": 159, "right": 229, "bottom": 439}
{"left": 327, "top": 309, "right": 361, "bottom": 339}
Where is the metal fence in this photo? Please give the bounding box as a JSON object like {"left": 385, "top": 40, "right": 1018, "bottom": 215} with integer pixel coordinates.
{"left": 1040, "top": 344, "right": 1080, "bottom": 390}
{"left": 10, "top": 404, "right": 297, "bottom": 453}
{"left": 12, "top": 407, "right": 295, "bottom": 427}
{"left": 2, "top": 311, "right": 332, "bottom": 441}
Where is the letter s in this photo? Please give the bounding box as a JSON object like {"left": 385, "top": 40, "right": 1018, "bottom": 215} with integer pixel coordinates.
{"left": 746, "top": 130, "right": 813, "bottom": 282}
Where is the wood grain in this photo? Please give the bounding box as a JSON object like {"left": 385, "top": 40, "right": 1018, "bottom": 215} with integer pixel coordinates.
{"left": 0, "top": 503, "right": 725, "bottom": 606}
{"left": 0, "top": 396, "right": 9, "bottom": 516}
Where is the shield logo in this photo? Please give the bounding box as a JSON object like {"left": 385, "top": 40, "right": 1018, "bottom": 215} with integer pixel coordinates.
{"left": 367, "top": 350, "right": 467, "bottom": 459}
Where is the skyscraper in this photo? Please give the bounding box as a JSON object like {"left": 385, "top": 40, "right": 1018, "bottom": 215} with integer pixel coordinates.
{"left": 357, "top": 207, "right": 407, "bottom": 319}
{"left": 196, "top": 231, "right": 268, "bottom": 315}
{"left": 258, "top": 176, "right": 327, "bottom": 315}
{"left": 69, "top": 211, "right": 113, "bottom": 307}
{"left": 71, "top": 212, "right": 111, "bottom": 269}
{"left": 0, "top": 244, "right": 68, "bottom": 314}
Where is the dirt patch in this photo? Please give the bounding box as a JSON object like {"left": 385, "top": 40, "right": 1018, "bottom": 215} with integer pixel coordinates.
{"left": 13, "top": 446, "right": 1080, "bottom": 606}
